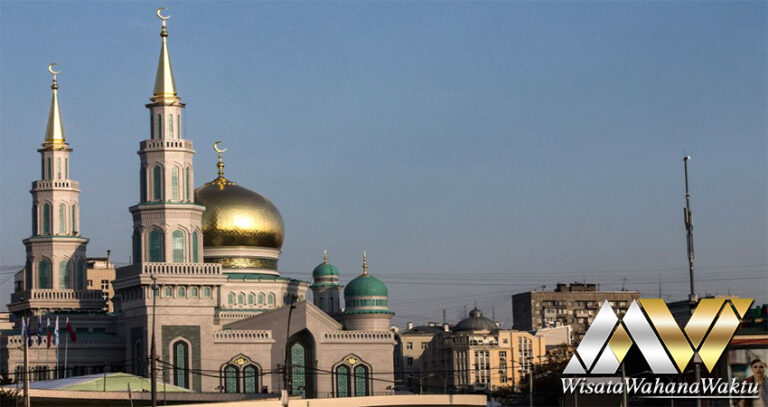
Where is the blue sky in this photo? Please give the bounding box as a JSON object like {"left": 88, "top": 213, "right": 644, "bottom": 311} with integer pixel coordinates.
{"left": 1, "top": 1, "right": 765, "bottom": 326}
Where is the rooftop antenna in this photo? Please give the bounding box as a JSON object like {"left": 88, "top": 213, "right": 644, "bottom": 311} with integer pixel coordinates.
{"left": 683, "top": 155, "right": 697, "bottom": 304}
{"left": 621, "top": 276, "right": 627, "bottom": 291}
{"left": 442, "top": 309, "right": 446, "bottom": 324}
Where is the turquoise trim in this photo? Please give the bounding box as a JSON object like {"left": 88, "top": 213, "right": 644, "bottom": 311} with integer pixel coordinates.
{"left": 343, "top": 309, "right": 395, "bottom": 315}
{"left": 223, "top": 273, "right": 309, "bottom": 284}
{"left": 309, "top": 282, "right": 341, "bottom": 288}
{"left": 133, "top": 202, "right": 205, "bottom": 209}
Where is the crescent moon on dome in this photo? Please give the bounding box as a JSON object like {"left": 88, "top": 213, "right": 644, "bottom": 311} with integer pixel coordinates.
{"left": 156, "top": 7, "right": 170, "bottom": 21}
{"left": 213, "top": 141, "right": 227, "bottom": 154}
{"left": 48, "top": 63, "right": 60, "bottom": 75}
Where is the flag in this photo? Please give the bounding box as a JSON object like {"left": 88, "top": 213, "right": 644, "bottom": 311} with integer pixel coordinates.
{"left": 66, "top": 318, "right": 76, "bottom": 343}
{"left": 54, "top": 316, "right": 59, "bottom": 346}
{"left": 27, "top": 318, "right": 33, "bottom": 347}
{"left": 46, "top": 317, "right": 52, "bottom": 348}
{"left": 36, "top": 315, "right": 42, "bottom": 346}
{"left": 20, "top": 317, "right": 26, "bottom": 342}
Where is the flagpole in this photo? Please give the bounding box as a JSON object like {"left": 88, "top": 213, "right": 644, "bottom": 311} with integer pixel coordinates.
{"left": 23, "top": 318, "right": 30, "bottom": 407}
{"left": 64, "top": 318, "right": 69, "bottom": 379}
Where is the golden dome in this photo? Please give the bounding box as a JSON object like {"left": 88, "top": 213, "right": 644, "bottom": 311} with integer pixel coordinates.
{"left": 195, "top": 178, "right": 284, "bottom": 249}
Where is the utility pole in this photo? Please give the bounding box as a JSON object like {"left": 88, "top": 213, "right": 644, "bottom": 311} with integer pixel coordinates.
{"left": 510, "top": 295, "right": 514, "bottom": 329}
{"left": 283, "top": 294, "right": 297, "bottom": 406}
{"left": 23, "top": 325, "right": 30, "bottom": 407}
{"left": 683, "top": 155, "right": 696, "bottom": 304}
{"left": 150, "top": 274, "right": 159, "bottom": 407}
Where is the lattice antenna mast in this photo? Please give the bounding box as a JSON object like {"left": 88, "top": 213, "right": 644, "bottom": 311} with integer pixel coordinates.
{"left": 683, "top": 155, "right": 697, "bottom": 303}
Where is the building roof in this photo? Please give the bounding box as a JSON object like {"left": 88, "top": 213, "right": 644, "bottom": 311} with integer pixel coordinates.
{"left": 344, "top": 274, "right": 388, "bottom": 297}
{"left": 453, "top": 308, "right": 498, "bottom": 332}
{"left": 1, "top": 373, "right": 189, "bottom": 392}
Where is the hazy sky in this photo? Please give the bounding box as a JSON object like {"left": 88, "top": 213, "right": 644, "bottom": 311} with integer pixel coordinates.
{"left": 1, "top": 1, "right": 766, "bottom": 327}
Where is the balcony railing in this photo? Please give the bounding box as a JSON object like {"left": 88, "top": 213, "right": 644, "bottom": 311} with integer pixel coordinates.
{"left": 32, "top": 180, "right": 79, "bottom": 190}
{"left": 122, "top": 263, "right": 222, "bottom": 276}
{"left": 213, "top": 330, "right": 272, "bottom": 343}
{"left": 321, "top": 331, "right": 395, "bottom": 342}
{"left": 12, "top": 289, "right": 105, "bottom": 302}
{"left": 140, "top": 139, "right": 193, "bottom": 150}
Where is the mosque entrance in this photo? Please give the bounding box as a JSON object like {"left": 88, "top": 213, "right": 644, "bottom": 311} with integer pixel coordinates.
{"left": 287, "top": 329, "right": 315, "bottom": 398}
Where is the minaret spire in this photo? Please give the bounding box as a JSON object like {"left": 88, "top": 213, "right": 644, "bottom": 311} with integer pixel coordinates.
{"left": 44, "top": 63, "right": 66, "bottom": 147}
{"left": 362, "top": 251, "right": 368, "bottom": 276}
{"left": 323, "top": 250, "right": 328, "bottom": 264}
{"left": 151, "top": 7, "right": 179, "bottom": 104}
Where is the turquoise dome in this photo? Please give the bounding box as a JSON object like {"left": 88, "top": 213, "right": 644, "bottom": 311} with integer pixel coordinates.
{"left": 344, "top": 274, "right": 388, "bottom": 297}
{"left": 313, "top": 263, "right": 339, "bottom": 278}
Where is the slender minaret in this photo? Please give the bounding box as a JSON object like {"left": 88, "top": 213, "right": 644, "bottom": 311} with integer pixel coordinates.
{"left": 11, "top": 64, "right": 93, "bottom": 317}
{"left": 310, "top": 250, "right": 344, "bottom": 318}
{"left": 129, "top": 8, "right": 204, "bottom": 264}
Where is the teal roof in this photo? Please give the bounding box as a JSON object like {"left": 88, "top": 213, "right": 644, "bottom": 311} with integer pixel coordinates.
{"left": 313, "top": 263, "right": 339, "bottom": 278}
{"left": 344, "top": 274, "right": 388, "bottom": 297}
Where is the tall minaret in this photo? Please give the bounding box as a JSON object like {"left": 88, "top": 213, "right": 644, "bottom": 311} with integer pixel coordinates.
{"left": 10, "top": 65, "right": 94, "bottom": 317}
{"left": 129, "top": 8, "right": 204, "bottom": 264}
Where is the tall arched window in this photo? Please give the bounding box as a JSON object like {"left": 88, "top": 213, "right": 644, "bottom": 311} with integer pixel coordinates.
{"left": 290, "top": 342, "right": 307, "bottom": 397}
{"left": 157, "top": 114, "right": 163, "bottom": 139}
{"left": 258, "top": 293, "right": 265, "bottom": 305}
{"left": 76, "top": 259, "right": 86, "bottom": 289}
{"left": 185, "top": 167, "right": 191, "bottom": 201}
{"left": 173, "top": 341, "right": 189, "bottom": 389}
{"left": 38, "top": 260, "right": 52, "bottom": 289}
{"left": 43, "top": 204, "right": 51, "bottom": 235}
{"left": 247, "top": 293, "right": 255, "bottom": 305}
{"left": 268, "top": 293, "right": 275, "bottom": 305}
{"left": 58, "top": 203, "right": 67, "bottom": 233}
{"left": 165, "top": 286, "right": 173, "bottom": 297}
{"left": 190, "top": 287, "right": 199, "bottom": 297}
{"left": 71, "top": 204, "right": 77, "bottom": 234}
{"left": 153, "top": 166, "right": 163, "bottom": 201}
{"left": 140, "top": 166, "right": 148, "bottom": 202}
{"left": 203, "top": 287, "right": 211, "bottom": 297}
{"left": 32, "top": 205, "right": 38, "bottom": 236}
{"left": 224, "top": 364, "right": 239, "bottom": 393}
{"left": 319, "top": 297, "right": 325, "bottom": 309}
{"left": 237, "top": 293, "right": 245, "bottom": 305}
{"left": 192, "top": 232, "right": 199, "bottom": 263}
{"left": 46, "top": 157, "right": 52, "bottom": 180}
{"left": 227, "top": 292, "right": 235, "bottom": 306}
{"left": 177, "top": 115, "right": 181, "bottom": 139}
{"left": 354, "top": 365, "right": 369, "bottom": 396}
{"left": 172, "top": 230, "right": 184, "bottom": 263}
{"left": 168, "top": 114, "right": 174, "bottom": 138}
{"left": 59, "top": 260, "right": 72, "bottom": 289}
{"left": 56, "top": 158, "right": 62, "bottom": 179}
{"left": 149, "top": 229, "right": 163, "bottom": 262}
{"left": 177, "top": 286, "right": 186, "bottom": 298}
{"left": 243, "top": 365, "right": 258, "bottom": 394}
{"left": 336, "top": 365, "right": 350, "bottom": 397}
{"left": 65, "top": 158, "right": 68, "bottom": 179}
{"left": 150, "top": 114, "right": 155, "bottom": 139}
{"left": 171, "top": 167, "right": 179, "bottom": 200}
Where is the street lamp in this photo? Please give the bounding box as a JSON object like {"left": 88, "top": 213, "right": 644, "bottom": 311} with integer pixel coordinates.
{"left": 282, "top": 294, "right": 297, "bottom": 406}
{"left": 150, "top": 273, "right": 159, "bottom": 407}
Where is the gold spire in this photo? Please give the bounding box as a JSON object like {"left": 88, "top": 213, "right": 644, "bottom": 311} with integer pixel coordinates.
{"left": 323, "top": 250, "right": 328, "bottom": 264}
{"left": 44, "top": 63, "right": 66, "bottom": 148}
{"left": 362, "top": 251, "right": 368, "bottom": 276}
{"left": 212, "top": 141, "right": 236, "bottom": 190}
{"left": 151, "top": 8, "right": 179, "bottom": 104}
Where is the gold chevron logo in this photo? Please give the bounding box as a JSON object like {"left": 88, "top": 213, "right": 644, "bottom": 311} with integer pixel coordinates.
{"left": 563, "top": 298, "right": 753, "bottom": 375}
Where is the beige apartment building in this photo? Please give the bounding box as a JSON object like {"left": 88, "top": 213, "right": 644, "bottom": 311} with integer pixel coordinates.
{"left": 513, "top": 283, "right": 639, "bottom": 342}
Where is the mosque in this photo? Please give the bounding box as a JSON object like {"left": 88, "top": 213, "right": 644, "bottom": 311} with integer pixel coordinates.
{"left": 0, "top": 10, "right": 396, "bottom": 398}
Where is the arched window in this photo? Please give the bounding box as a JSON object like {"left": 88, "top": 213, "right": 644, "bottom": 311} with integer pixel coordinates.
{"left": 46, "top": 157, "right": 52, "bottom": 180}
{"left": 43, "top": 204, "right": 51, "bottom": 235}
{"left": 227, "top": 292, "right": 235, "bottom": 306}
{"left": 168, "top": 114, "right": 174, "bottom": 138}
{"left": 58, "top": 203, "right": 67, "bottom": 234}
{"left": 268, "top": 293, "right": 275, "bottom": 305}
{"left": 191, "top": 232, "right": 199, "bottom": 263}
{"left": 319, "top": 297, "right": 325, "bottom": 309}
{"left": 203, "top": 287, "right": 211, "bottom": 297}
{"left": 153, "top": 166, "right": 162, "bottom": 201}
{"left": 38, "top": 260, "right": 52, "bottom": 289}
{"left": 171, "top": 167, "right": 179, "bottom": 200}
{"left": 165, "top": 287, "right": 173, "bottom": 297}
{"left": 172, "top": 230, "right": 184, "bottom": 263}
{"left": 224, "top": 364, "right": 239, "bottom": 393}
{"left": 172, "top": 341, "right": 189, "bottom": 389}
{"left": 177, "top": 115, "right": 181, "bottom": 139}
{"left": 150, "top": 114, "right": 155, "bottom": 139}
{"left": 157, "top": 114, "right": 163, "bottom": 139}
{"left": 32, "top": 205, "right": 38, "bottom": 236}
{"left": 336, "top": 365, "right": 350, "bottom": 397}
{"left": 290, "top": 342, "right": 308, "bottom": 397}
{"left": 65, "top": 158, "right": 68, "bottom": 179}
{"left": 186, "top": 167, "right": 191, "bottom": 201}
{"left": 243, "top": 365, "right": 258, "bottom": 394}
{"left": 71, "top": 204, "right": 77, "bottom": 234}
{"left": 258, "top": 293, "right": 265, "bottom": 305}
{"left": 177, "top": 286, "right": 186, "bottom": 298}
{"left": 237, "top": 293, "right": 245, "bottom": 305}
{"left": 354, "top": 365, "right": 369, "bottom": 396}
{"left": 76, "top": 259, "right": 86, "bottom": 289}
{"left": 149, "top": 229, "right": 163, "bottom": 262}
{"left": 59, "top": 260, "right": 72, "bottom": 289}
{"left": 247, "top": 293, "right": 255, "bottom": 305}
{"left": 56, "top": 158, "right": 62, "bottom": 179}
{"left": 190, "top": 287, "right": 199, "bottom": 297}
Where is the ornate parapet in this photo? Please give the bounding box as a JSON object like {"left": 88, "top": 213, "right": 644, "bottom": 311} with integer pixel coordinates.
{"left": 213, "top": 329, "right": 273, "bottom": 344}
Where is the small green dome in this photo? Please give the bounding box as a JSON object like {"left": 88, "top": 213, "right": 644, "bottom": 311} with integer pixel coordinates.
{"left": 313, "top": 263, "right": 339, "bottom": 278}
{"left": 344, "top": 274, "right": 388, "bottom": 297}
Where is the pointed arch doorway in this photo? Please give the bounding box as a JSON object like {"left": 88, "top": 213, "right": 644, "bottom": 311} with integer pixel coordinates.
{"left": 287, "top": 329, "right": 316, "bottom": 398}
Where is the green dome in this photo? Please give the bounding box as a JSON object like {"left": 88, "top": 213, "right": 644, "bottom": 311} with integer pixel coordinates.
{"left": 313, "top": 263, "right": 339, "bottom": 278}
{"left": 344, "top": 274, "right": 388, "bottom": 297}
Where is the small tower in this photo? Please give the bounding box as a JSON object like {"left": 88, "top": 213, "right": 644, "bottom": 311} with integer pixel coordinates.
{"left": 342, "top": 252, "right": 394, "bottom": 331}
{"left": 9, "top": 65, "right": 101, "bottom": 317}
{"left": 310, "top": 250, "right": 343, "bottom": 317}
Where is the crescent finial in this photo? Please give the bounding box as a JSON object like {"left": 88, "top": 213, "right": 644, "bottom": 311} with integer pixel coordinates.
{"left": 47, "top": 63, "right": 60, "bottom": 76}
{"left": 213, "top": 141, "right": 227, "bottom": 154}
{"left": 156, "top": 7, "right": 170, "bottom": 21}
